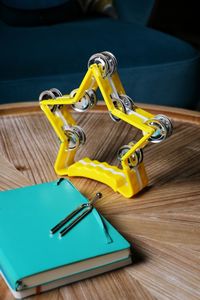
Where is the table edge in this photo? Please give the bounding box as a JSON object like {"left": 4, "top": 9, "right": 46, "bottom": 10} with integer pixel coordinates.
{"left": 0, "top": 102, "right": 199, "bottom": 124}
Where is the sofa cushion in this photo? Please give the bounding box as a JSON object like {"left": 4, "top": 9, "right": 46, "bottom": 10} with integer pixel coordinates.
{"left": 0, "top": 0, "right": 69, "bottom": 10}
{"left": 0, "top": 18, "right": 199, "bottom": 107}
{"left": 0, "top": 0, "right": 82, "bottom": 26}
{"left": 114, "top": 0, "right": 155, "bottom": 25}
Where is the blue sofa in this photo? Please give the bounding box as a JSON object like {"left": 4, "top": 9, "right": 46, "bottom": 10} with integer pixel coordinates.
{"left": 0, "top": 0, "right": 199, "bottom": 108}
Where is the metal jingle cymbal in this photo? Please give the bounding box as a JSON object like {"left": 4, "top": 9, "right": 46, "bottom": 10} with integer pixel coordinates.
{"left": 65, "top": 129, "right": 80, "bottom": 149}
{"left": 109, "top": 97, "right": 126, "bottom": 122}
{"left": 146, "top": 119, "right": 167, "bottom": 143}
{"left": 86, "top": 89, "right": 97, "bottom": 108}
{"left": 101, "top": 51, "right": 118, "bottom": 75}
{"left": 154, "top": 114, "right": 173, "bottom": 138}
{"left": 120, "top": 94, "right": 137, "bottom": 111}
{"left": 39, "top": 90, "right": 57, "bottom": 112}
{"left": 117, "top": 143, "right": 143, "bottom": 168}
{"left": 49, "top": 88, "right": 62, "bottom": 98}
{"left": 64, "top": 126, "right": 86, "bottom": 150}
{"left": 88, "top": 52, "right": 111, "bottom": 77}
{"left": 71, "top": 93, "right": 90, "bottom": 112}
{"left": 72, "top": 126, "right": 86, "bottom": 146}
{"left": 70, "top": 88, "right": 78, "bottom": 98}
{"left": 39, "top": 90, "right": 55, "bottom": 101}
{"left": 71, "top": 89, "right": 97, "bottom": 112}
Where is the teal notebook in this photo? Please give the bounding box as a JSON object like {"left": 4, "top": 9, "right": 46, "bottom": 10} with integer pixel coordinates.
{"left": 0, "top": 179, "right": 131, "bottom": 298}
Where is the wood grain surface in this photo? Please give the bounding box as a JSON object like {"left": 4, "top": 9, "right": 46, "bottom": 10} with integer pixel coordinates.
{"left": 0, "top": 103, "right": 200, "bottom": 300}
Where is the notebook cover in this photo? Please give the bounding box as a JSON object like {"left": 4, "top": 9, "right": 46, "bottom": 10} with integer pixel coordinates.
{"left": 0, "top": 179, "right": 130, "bottom": 291}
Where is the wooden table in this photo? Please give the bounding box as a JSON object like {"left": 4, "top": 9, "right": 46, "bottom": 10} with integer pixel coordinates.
{"left": 0, "top": 103, "right": 200, "bottom": 300}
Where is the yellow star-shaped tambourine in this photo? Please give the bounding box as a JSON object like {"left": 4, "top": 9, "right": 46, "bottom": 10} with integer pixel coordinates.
{"left": 39, "top": 52, "right": 172, "bottom": 198}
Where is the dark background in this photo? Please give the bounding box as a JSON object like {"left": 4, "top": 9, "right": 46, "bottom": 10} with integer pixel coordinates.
{"left": 150, "top": 0, "right": 200, "bottom": 110}
{"left": 149, "top": 0, "right": 200, "bottom": 50}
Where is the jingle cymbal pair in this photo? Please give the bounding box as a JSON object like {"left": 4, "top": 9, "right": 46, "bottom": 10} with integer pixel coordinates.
{"left": 39, "top": 88, "right": 62, "bottom": 112}
{"left": 70, "top": 89, "right": 97, "bottom": 112}
{"left": 88, "top": 51, "right": 117, "bottom": 78}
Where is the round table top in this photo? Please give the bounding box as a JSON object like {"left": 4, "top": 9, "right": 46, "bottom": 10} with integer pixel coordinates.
{"left": 0, "top": 102, "right": 200, "bottom": 300}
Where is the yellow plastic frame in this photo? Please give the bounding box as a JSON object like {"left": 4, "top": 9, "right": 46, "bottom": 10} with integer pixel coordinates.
{"left": 40, "top": 63, "right": 156, "bottom": 198}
